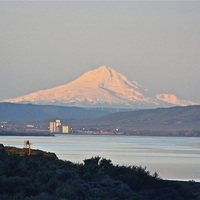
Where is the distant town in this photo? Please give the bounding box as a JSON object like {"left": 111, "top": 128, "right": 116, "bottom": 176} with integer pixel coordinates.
{"left": 0, "top": 119, "right": 125, "bottom": 136}
{"left": 1, "top": 118, "right": 200, "bottom": 137}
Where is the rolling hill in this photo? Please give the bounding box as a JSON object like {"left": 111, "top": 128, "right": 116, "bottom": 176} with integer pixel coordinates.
{"left": 0, "top": 102, "right": 129, "bottom": 121}
{"left": 63, "top": 105, "right": 200, "bottom": 133}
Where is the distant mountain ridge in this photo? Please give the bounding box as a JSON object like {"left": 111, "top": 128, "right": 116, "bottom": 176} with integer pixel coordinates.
{"left": 3, "top": 66, "right": 198, "bottom": 109}
{"left": 1, "top": 103, "right": 200, "bottom": 136}
{"left": 0, "top": 102, "right": 128, "bottom": 121}
{"left": 64, "top": 105, "right": 200, "bottom": 133}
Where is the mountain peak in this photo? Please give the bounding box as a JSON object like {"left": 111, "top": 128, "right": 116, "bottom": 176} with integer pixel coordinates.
{"left": 82, "top": 66, "right": 142, "bottom": 94}
{"left": 82, "top": 66, "right": 116, "bottom": 80}
{"left": 84, "top": 65, "right": 113, "bottom": 76}
{"left": 97, "top": 65, "right": 111, "bottom": 70}
{"left": 95, "top": 66, "right": 115, "bottom": 76}
{"left": 3, "top": 66, "right": 198, "bottom": 109}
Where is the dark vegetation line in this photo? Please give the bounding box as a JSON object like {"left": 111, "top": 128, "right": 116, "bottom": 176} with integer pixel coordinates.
{"left": 0, "top": 145, "right": 200, "bottom": 200}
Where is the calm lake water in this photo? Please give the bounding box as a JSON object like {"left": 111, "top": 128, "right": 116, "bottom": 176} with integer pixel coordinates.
{"left": 1, "top": 135, "right": 200, "bottom": 182}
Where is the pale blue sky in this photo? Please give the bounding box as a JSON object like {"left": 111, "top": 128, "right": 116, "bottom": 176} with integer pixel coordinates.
{"left": 0, "top": 1, "right": 200, "bottom": 103}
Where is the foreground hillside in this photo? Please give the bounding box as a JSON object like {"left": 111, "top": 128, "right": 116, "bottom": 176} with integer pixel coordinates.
{"left": 0, "top": 145, "right": 200, "bottom": 200}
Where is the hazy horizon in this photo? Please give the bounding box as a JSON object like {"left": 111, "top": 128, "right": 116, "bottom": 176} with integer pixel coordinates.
{"left": 1, "top": 1, "right": 200, "bottom": 103}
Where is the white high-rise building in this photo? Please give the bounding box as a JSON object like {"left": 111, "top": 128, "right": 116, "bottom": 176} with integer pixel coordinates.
{"left": 49, "top": 120, "right": 70, "bottom": 133}
{"left": 56, "top": 120, "right": 61, "bottom": 127}
{"left": 49, "top": 120, "right": 61, "bottom": 133}
{"left": 62, "top": 126, "right": 70, "bottom": 133}
{"left": 49, "top": 122, "right": 56, "bottom": 133}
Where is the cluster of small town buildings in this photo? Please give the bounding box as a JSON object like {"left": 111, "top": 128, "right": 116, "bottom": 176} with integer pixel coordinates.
{"left": 0, "top": 120, "right": 124, "bottom": 135}
{"left": 0, "top": 120, "right": 71, "bottom": 134}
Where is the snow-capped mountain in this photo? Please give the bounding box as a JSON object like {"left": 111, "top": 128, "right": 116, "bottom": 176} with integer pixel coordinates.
{"left": 155, "top": 94, "right": 197, "bottom": 107}
{"left": 3, "top": 66, "right": 198, "bottom": 109}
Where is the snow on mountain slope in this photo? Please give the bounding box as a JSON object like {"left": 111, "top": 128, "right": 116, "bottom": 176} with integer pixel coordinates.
{"left": 156, "top": 94, "right": 198, "bottom": 106}
{"left": 3, "top": 66, "right": 197, "bottom": 108}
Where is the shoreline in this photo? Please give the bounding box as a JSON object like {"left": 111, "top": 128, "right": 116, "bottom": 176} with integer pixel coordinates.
{"left": 1, "top": 131, "right": 200, "bottom": 137}
{"left": 0, "top": 131, "right": 54, "bottom": 136}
